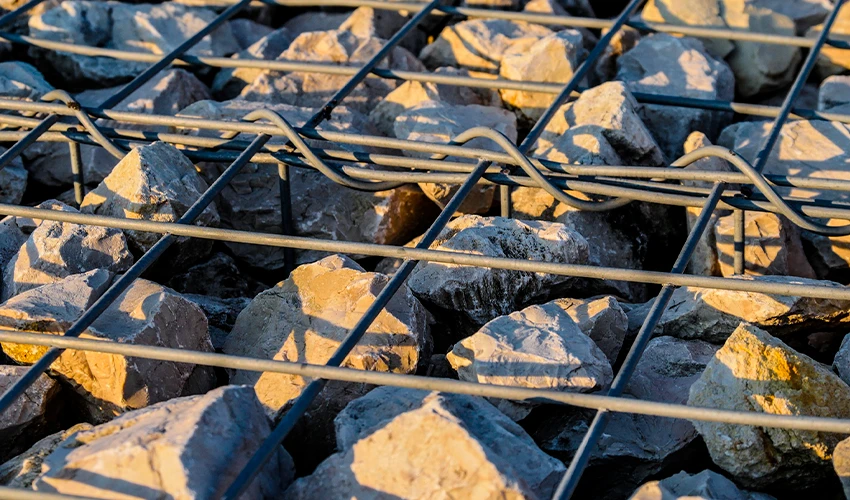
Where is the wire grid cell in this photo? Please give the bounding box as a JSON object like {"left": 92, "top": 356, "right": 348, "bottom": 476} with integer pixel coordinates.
{"left": 0, "top": 0, "right": 849, "bottom": 498}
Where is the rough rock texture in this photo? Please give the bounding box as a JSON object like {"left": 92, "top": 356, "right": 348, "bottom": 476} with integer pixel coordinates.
{"left": 0, "top": 148, "right": 26, "bottom": 205}
{"left": 629, "top": 470, "right": 776, "bottom": 500}
{"left": 499, "top": 30, "right": 586, "bottom": 123}
{"left": 446, "top": 301, "right": 612, "bottom": 420}
{"left": 167, "top": 251, "right": 265, "bottom": 299}
{"left": 228, "top": 18, "right": 273, "bottom": 50}
{"left": 211, "top": 26, "right": 292, "bottom": 99}
{"left": 285, "top": 387, "right": 566, "bottom": 499}
{"left": 80, "top": 142, "right": 218, "bottom": 268}
{"left": 615, "top": 34, "right": 735, "bottom": 159}
{"left": 1, "top": 201, "right": 133, "bottom": 301}
{"left": 28, "top": 1, "right": 240, "bottom": 85}
{"left": 0, "top": 366, "right": 62, "bottom": 463}
{"left": 338, "top": 6, "right": 426, "bottom": 54}
{"left": 369, "top": 66, "right": 501, "bottom": 136}
{"left": 809, "top": 3, "right": 850, "bottom": 77}
{"left": 10, "top": 386, "right": 293, "bottom": 499}
{"left": 818, "top": 75, "right": 850, "bottom": 112}
{"left": 641, "top": 0, "right": 734, "bottom": 58}
{"left": 393, "top": 101, "right": 517, "bottom": 214}
{"left": 714, "top": 210, "right": 815, "bottom": 278}
{"left": 834, "top": 437, "right": 850, "bottom": 500}
{"left": 407, "top": 215, "right": 589, "bottom": 326}
{"left": 0, "top": 61, "right": 53, "bottom": 102}
{"left": 689, "top": 323, "right": 850, "bottom": 488}
{"left": 533, "top": 336, "right": 718, "bottom": 498}
{"left": 718, "top": 120, "right": 850, "bottom": 281}
{"left": 178, "top": 99, "right": 437, "bottom": 269}
{"left": 0, "top": 272, "right": 215, "bottom": 422}
{"left": 183, "top": 293, "right": 251, "bottom": 350}
{"left": 282, "top": 11, "right": 347, "bottom": 38}
{"left": 552, "top": 296, "right": 628, "bottom": 363}
{"left": 592, "top": 27, "right": 641, "bottom": 85}
{"left": 832, "top": 334, "right": 850, "bottom": 387}
{"left": 420, "top": 19, "right": 553, "bottom": 72}
{"left": 0, "top": 216, "right": 27, "bottom": 299}
{"left": 0, "top": 423, "right": 93, "bottom": 489}
{"left": 626, "top": 275, "right": 850, "bottom": 343}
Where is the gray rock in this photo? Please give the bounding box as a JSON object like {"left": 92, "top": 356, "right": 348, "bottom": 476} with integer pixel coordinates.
{"left": 834, "top": 437, "right": 850, "bottom": 500}
{"left": 0, "top": 216, "right": 26, "bottom": 299}
{"left": 0, "top": 366, "right": 61, "bottom": 463}
{"left": 420, "top": 19, "right": 553, "bottom": 72}
{"left": 0, "top": 61, "right": 53, "bottom": 102}
{"left": 626, "top": 275, "right": 850, "bottom": 343}
{"left": 552, "top": 296, "right": 628, "bottom": 363}
{"left": 0, "top": 147, "right": 26, "bottom": 205}
{"left": 832, "top": 334, "right": 850, "bottom": 387}
{"left": 592, "top": 26, "right": 641, "bottom": 86}
{"left": 407, "top": 215, "right": 589, "bottom": 326}
{"left": 211, "top": 27, "right": 292, "bottom": 99}
{"left": 689, "top": 323, "right": 850, "bottom": 488}
{"left": 641, "top": 0, "right": 734, "bottom": 59}
{"left": 167, "top": 251, "right": 265, "bottom": 299}
{"left": 282, "top": 11, "right": 348, "bottom": 39}
{"left": 28, "top": 1, "right": 240, "bottom": 86}
{"left": 228, "top": 18, "right": 273, "bottom": 50}
{"left": 616, "top": 34, "right": 735, "bottom": 159}
{"left": 20, "top": 386, "right": 293, "bottom": 499}
{"left": 285, "top": 387, "right": 566, "bottom": 499}
{"left": 447, "top": 301, "right": 612, "bottom": 420}
{"left": 338, "top": 6, "right": 426, "bottom": 54}
{"left": 809, "top": 3, "right": 850, "bottom": 77}
{"left": 818, "top": 74, "right": 850, "bottom": 112}
{"left": 183, "top": 293, "right": 251, "bottom": 350}
{"left": 0, "top": 423, "right": 93, "bottom": 489}
{"left": 1, "top": 201, "right": 133, "bottom": 301}
{"left": 80, "top": 142, "right": 218, "bottom": 268}
{"left": 393, "top": 101, "right": 517, "bottom": 214}
{"left": 629, "top": 470, "right": 775, "bottom": 500}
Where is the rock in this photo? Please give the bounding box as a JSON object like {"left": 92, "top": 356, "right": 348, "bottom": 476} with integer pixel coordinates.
{"left": 539, "top": 81, "right": 666, "bottom": 166}
{"left": 809, "top": 3, "right": 850, "bottom": 78}
{"left": 407, "top": 215, "right": 589, "bottom": 326}
{"left": 183, "top": 293, "right": 251, "bottom": 350}
{"left": 178, "top": 99, "right": 436, "bottom": 269}
{"left": 0, "top": 216, "right": 26, "bottom": 298}
{"left": 629, "top": 470, "right": 776, "bottom": 500}
{"left": 228, "top": 18, "right": 273, "bottom": 49}
{"left": 0, "top": 148, "right": 26, "bottom": 205}
{"left": 369, "top": 66, "right": 502, "bottom": 136}
{"left": 626, "top": 275, "right": 850, "bottom": 343}
{"left": 1, "top": 202, "right": 133, "bottom": 301}
{"left": 745, "top": 0, "right": 832, "bottom": 34}
{"left": 447, "top": 301, "right": 612, "bottom": 420}
{"left": 834, "top": 437, "right": 850, "bottom": 499}
{"left": 0, "top": 423, "right": 93, "bottom": 489}
{"left": 714, "top": 211, "right": 816, "bottom": 278}
{"left": 718, "top": 120, "right": 850, "bottom": 282}
{"left": 818, "top": 75, "right": 850, "bottom": 112}
{"left": 394, "top": 101, "right": 517, "bottom": 214}
{"left": 523, "top": 0, "right": 566, "bottom": 16}
{"left": 338, "top": 6, "right": 426, "bottom": 54}
{"left": 461, "top": 0, "right": 518, "bottom": 10}
{"left": 533, "top": 336, "right": 717, "bottom": 498}
{"left": 14, "top": 386, "right": 293, "bottom": 499}
{"left": 0, "top": 366, "right": 62, "bottom": 463}
{"left": 615, "top": 34, "right": 735, "bottom": 159}
{"left": 689, "top": 323, "right": 850, "bottom": 488}
{"left": 0, "top": 61, "right": 53, "bottom": 103}
{"left": 167, "top": 251, "right": 265, "bottom": 299}
{"left": 0, "top": 272, "right": 215, "bottom": 422}
{"left": 498, "top": 30, "right": 585, "bottom": 123}
{"left": 552, "top": 296, "right": 628, "bottom": 363}
{"left": 591, "top": 26, "right": 641, "bottom": 86}
{"left": 285, "top": 387, "right": 565, "bottom": 499}
{"left": 420, "top": 19, "right": 553, "bottom": 73}
{"left": 28, "top": 1, "right": 240, "bottom": 86}
{"left": 80, "top": 142, "right": 218, "bottom": 268}
{"left": 641, "top": 0, "right": 734, "bottom": 59}
{"left": 238, "top": 29, "right": 424, "bottom": 114}
{"left": 832, "top": 334, "right": 850, "bottom": 387}
{"left": 211, "top": 27, "right": 292, "bottom": 99}
{"left": 282, "top": 11, "right": 348, "bottom": 39}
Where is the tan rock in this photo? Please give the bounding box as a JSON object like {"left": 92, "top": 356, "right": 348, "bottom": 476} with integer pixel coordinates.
{"left": 808, "top": 3, "right": 850, "bottom": 78}
{"left": 338, "top": 6, "right": 426, "bottom": 53}
{"left": 833, "top": 437, "right": 850, "bottom": 500}
{"left": 0, "top": 366, "right": 62, "bottom": 463}
{"left": 642, "top": 0, "right": 734, "bottom": 58}
{"left": 0, "top": 147, "right": 26, "bottom": 205}
{"left": 552, "top": 296, "right": 628, "bottom": 362}
{"left": 688, "top": 323, "right": 850, "bottom": 488}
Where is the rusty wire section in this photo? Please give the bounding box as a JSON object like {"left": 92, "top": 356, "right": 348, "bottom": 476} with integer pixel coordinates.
{"left": 0, "top": 0, "right": 849, "bottom": 498}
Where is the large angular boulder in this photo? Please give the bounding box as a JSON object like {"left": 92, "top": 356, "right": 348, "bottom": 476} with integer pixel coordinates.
{"left": 285, "top": 387, "right": 566, "bottom": 499}
{"left": 28, "top": 1, "right": 240, "bottom": 86}
{"left": 1, "top": 201, "right": 133, "bottom": 301}
{"left": 393, "top": 101, "right": 517, "bottom": 214}
{"left": 419, "top": 19, "right": 553, "bottom": 72}
{"left": 0, "top": 366, "right": 62, "bottom": 463}
{"left": 211, "top": 27, "right": 292, "bottom": 99}
{"left": 499, "top": 30, "right": 586, "bottom": 123}
{"left": 6, "top": 386, "right": 293, "bottom": 499}
{"left": 447, "top": 301, "right": 612, "bottom": 420}
{"left": 177, "top": 99, "right": 437, "bottom": 269}
{"left": 407, "top": 215, "right": 589, "bottom": 327}
{"left": 626, "top": 275, "right": 850, "bottom": 343}
{"left": 80, "top": 142, "right": 218, "bottom": 268}
{"left": 615, "top": 34, "right": 735, "bottom": 159}
{"left": 338, "top": 6, "right": 427, "bottom": 54}
{"left": 809, "top": 3, "right": 850, "bottom": 77}
{"left": 552, "top": 295, "right": 628, "bottom": 363}
{"left": 591, "top": 26, "right": 641, "bottom": 86}
{"left": 629, "top": 470, "right": 775, "bottom": 500}
{"left": 689, "top": 323, "right": 850, "bottom": 488}
{"left": 0, "top": 271, "right": 215, "bottom": 422}
{"left": 641, "top": 0, "right": 734, "bottom": 59}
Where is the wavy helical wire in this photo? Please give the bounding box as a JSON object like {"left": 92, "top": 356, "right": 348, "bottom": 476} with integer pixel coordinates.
{"left": 39, "top": 90, "right": 128, "bottom": 160}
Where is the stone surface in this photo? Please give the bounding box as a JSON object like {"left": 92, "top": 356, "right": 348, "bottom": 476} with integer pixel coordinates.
{"left": 626, "top": 275, "right": 850, "bottom": 343}
{"left": 0, "top": 147, "right": 26, "bottom": 205}
{"left": 282, "top": 11, "right": 347, "bottom": 39}
{"left": 832, "top": 334, "right": 850, "bottom": 387}
{"left": 615, "top": 34, "right": 735, "bottom": 159}
{"left": 211, "top": 26, "right": 292, "bottom": 99}
{"left": 338, "top": 6, "right": 426, "bottom": 54}
{"left": 407, "top": 215, "right": 589, "bottom": 326}
{"left": 228, "top": 18, "right": 273, "bottom": 50}
{"left": 689, "top": 323, "right": 850, "bottom": 488}
{"left": 183, "top": 293, "right": 251, "bottom": 350}
{"left": 629, "top": 470, "right": 775, "bottom": 500}
{"left": 28, "top": 1, "right": 240, "bottom": 86}
{"left": 0, "top": 61, "right": 53, "bottom": 102}
{"left": 420, "top": 19, "right": 553, "bottom": 73}
{"left": 1, "top": 201, "right": 133, "bottom": 301}
{"left": 809, "top": 3, "right": 850, "bottom": 77}
{"left": 0, "top": 366, "right": 61, "bottom": 463}
{"left": 499, "top": 30, "right": 585, "bottom": 123}
{"left": 0, "top": 216, "right": 26, "bottom": 301}
{"left": 447, "top": 301, "right": 612, "bottom": 420}
{"left": 167, "top": 251, "right": 265, "bottom": 299}
{"left": 393, "top": 101, "right": 517, "bottom": 214}
{"left": 834, "top": 437, "right": 850, "bottom": 500}
{"left": 0, "top": 424, "right": 93, "bottom": 489}
{"left": 592, "top": 26, "right": 641, "bottom": 86}
{"left": 284, "top": 387, "right": 565, "bottom": 499}
{"left": 0, "top": 272, "right": 215, "bottom": 422}
{"left": 178, "top": 99, "right": 437, "bottom": 269}
{"left": 641, "top": 0, "right": 734, "bottom": 59}
{"left": 818, "top": 74, "right": 850, "bottom": 112}
{"left": 80, "top": 142, "right": 218, "bottom": 268}
{"left": 552, "top": 296, "right": 628, "bottom": 363}
{"left": 11, "top": 386, "right": 292, "bottom": 499}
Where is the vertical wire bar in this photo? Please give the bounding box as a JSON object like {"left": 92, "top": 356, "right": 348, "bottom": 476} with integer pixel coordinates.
{"left": 67, "top": 127, "right": 85, "bottom": 206}
{"left": 279, "top": 162, "right": 295, "bottom": 277}
{"left": 734, "top": 208, "right": 745, "bottom": 274}
{"left": 553, "top": 1, "right": 846, "bottom": 497}
{"left": 500, "top": 184, "right": 511, "bottom": 217}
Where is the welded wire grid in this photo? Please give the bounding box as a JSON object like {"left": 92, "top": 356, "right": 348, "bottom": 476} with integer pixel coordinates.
{"left": 0, "top": 0, "right": 849, "bottom": 498}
